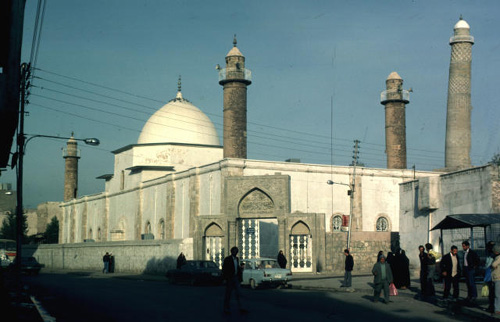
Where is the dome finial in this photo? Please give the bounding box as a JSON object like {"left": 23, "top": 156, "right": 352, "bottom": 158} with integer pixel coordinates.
{"left": 459, "top": 14, "right": 463, "bottom": 20}
{"left": 71, "top": 131, "right": 74, "bottom": 137}
{"left": 233, "top": 34, "right": 237, "bottom": 47}
{"left": 175, "top": 76, "right": 184, "bottom": 101}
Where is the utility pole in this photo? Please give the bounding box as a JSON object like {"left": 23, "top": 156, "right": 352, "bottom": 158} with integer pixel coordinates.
{"left": 347, "top": 140, "right": 360, "bottom": 250}
{"left": 15, "top": 63, "right": 30, "bottom": 283}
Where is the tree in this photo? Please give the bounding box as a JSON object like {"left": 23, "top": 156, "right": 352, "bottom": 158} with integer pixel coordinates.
{"left": 44, "top": 216, "right": 59, "bottom": 244}
{"left": 0, "top": 211, "right": 28, "bottom": 242}
{"left": 491, "top": 153, "right": 500, "bottom": 166}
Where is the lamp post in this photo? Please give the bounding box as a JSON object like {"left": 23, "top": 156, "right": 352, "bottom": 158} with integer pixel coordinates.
{"left": 327, "top": 180, "right": 354, "bottom": 249}
{"left": 13, "top": 132, "right": 99, "bottom": 282}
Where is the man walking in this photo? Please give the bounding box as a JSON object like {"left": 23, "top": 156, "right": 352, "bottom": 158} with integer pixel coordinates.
{"left": 222, "top": 246, "right": 246, "bottom": 315}
{"left": 462, "top": 240, "right": 480, "bottom": 303}
{"left": 102, "top": 252, "right": 110, "bottom": 274}
{"left": 440, "top": 245, "right": 460, "bottom": 300}
{"left": 418, "top": 245, "right": 427, "bottom": 297}
{"left": 343, "top": 249, "right": 354, "bottom": 288}
{"left": 372, "top": 255, "right": 393, "bottom": 304}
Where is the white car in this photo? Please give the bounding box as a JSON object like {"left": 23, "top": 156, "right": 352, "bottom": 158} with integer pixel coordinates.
{"left": 240, "top": 258, "right": 292, "bottom": 289}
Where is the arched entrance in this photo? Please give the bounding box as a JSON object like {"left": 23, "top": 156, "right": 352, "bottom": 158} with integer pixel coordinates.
{"left": 238, "top": 188, "right": 278, "bottom": 259}
{"left": 204, "top": 223, "right": 224, "bottom": 269}
{"left": 290, "top": 221, "right": 313, "bottom": 272}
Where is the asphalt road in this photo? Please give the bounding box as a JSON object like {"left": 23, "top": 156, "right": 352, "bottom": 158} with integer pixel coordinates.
{"left": 22, "top": 272, "right": 481, "bottom": 322}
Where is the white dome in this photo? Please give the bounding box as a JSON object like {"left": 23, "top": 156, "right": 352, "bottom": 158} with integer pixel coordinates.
{"left": 138, "top": 92, "right": 220, "bottom": 146}
{"left": 454, "top": 19, "right": 470, "bottom": 29}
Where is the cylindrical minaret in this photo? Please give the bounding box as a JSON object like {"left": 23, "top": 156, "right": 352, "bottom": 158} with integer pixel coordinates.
{"left": 218, "top": 36, "right": 252, "bottom": 159}
{"left": 63, "top": 134, "right": 80, "bottom": 201}
{"left": 380, "top": 72, "right": 410, "bottom": 169}
{"left": 445, "top": 17, "right": 474, "bottom": 170}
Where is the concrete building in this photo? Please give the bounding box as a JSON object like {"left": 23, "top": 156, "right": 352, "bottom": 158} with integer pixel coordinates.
{"left": 445, "top": 17, "right": 474, "bottom": 170}
{"left": 380, "top": 72, "right": 410, "bottom": 169}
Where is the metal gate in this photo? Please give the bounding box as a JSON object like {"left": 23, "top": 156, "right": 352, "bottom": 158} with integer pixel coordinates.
{"left": 240, "top": 219, "right": 260, "bottom": 259}
{"left": 290, "top": 234, "right": 313, "bottom": 272}
{"left": 205, "top": 236, "right": 224, "bottom": 269}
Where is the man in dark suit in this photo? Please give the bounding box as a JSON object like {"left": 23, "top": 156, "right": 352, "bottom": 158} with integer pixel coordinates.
{"left": 372, "top": 255, "right": 393, "bottom": 303}
{"left": 462, "top": 240, "right": 480, "bottom": 302}
{"left": 440, "top": 245, "right": 460, "bottom": 300}
{"left": 222, "top": 246, "right": 246, "bottom": 314}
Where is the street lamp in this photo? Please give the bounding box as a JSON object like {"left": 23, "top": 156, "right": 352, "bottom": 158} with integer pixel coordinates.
{"left": 327, "top": 180, "right": 354, "bottom": 250}
{"left": 13, "top": 132, "right": 99, "bottom": 282}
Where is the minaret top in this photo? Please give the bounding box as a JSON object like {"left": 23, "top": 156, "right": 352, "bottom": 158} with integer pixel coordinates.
{"left": 176, "top": 75, "right": 183, "bottom": 100}
{"left": 454, "top": 16, "right": 470, "bottom": 30}
{"left": 226, "top": 35, "right": 244, "bottom": 57}
{"left": 387, "top": 71, "right": 402, "bottom": 81}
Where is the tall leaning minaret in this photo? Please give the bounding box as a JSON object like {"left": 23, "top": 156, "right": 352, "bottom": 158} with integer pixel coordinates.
{"left": 445, "top": 16, "right": 474, "bottom": 170}
{"left": 218, "top": 36, "right": 252, "bottom": 159}
{"left": 63, "top": 134, "right": 79, "bottom": 201}
{"left": 380, "top": 72, "right": 410, "bottom": 169}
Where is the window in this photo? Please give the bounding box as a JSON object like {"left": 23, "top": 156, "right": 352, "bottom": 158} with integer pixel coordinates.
{"left": 376, "top": 217, "right": 389, "bottom": 232}
{"left": 145, "top": 221, "right": 151, "bottom": 234}
{"left": 332, "top": 215, "right": 342, "bottom": 232}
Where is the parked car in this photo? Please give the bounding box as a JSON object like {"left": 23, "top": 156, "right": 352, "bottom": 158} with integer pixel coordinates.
{"left": 166, "top": 260, "right": 222, "bottom": 285}
{"left": 241, "top": 258, "right": 292, "bottom": 289}
{"left": 9, "top": 256, "right": 43, "bottom": 275}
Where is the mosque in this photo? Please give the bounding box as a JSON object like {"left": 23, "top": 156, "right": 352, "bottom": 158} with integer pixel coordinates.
{"left": 53, "top": 18, "right": 499, "bottom": 275}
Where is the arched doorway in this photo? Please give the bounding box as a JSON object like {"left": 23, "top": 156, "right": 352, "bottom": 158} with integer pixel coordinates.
{"left": 204, "top": 223, "right": 224, "bottom": 269}
{"left": 237, "top": 188, "right": 278, "bottom": 259}
{"left": 290, "top": 221, "right": 313, "bottom": 272}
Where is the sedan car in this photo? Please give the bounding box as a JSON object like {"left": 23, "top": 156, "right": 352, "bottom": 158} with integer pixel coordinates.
{"left": 166, "top": 260, "right": 222, "bottom": 285}
{"left": 8, "top": 256, "right": 43, "bottom": 275}
{"left": 241, "top": 258, "right": 292, "bottom": 289}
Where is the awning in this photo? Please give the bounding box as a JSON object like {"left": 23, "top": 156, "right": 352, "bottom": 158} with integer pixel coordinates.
{"left": 431, "top": 214, "right": 500, "bottom": 231}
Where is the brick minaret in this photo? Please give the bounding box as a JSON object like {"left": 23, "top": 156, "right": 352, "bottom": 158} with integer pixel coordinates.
{"left": 380, "top": 72, "right": 410, "bottom": 169}
{"left": 445, "top": 17, "right": 474, "bottom": 170}
{"left": 64, "top": 134, "right": 79, "bottom": 201}
{"left": 219, "top": 36, "right": 252, "bottom": 159}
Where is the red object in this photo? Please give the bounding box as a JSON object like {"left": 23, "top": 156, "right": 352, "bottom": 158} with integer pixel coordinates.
{"left": 389, "top": 283, "right": 398, "bottom": 296}
{"left": 342, "top": 215, "right": 350, "bottom": 227}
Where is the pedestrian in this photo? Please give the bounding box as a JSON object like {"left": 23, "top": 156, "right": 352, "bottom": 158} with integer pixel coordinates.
{"left": 372, "top": 255, "right": 393, "bottom": 304}
{"left": 485, "top": 241, "right": 496, "bottom": 313}
{"left": 222, "top": 246, "right": 246, "bottom": 315}
{"left": 397, "top": 249, "right": 411, "bottom": 289}
{"left": 418, "top": 245, "right": 427, "bottom": 297}
{"left": 109, "top": 253, "right": 115, "bottom": 273}
{"left": 102, "top": 252, "right": 110, "bottom": 274}
{"left": 343, "top": 249, "right": 354, "bottom": 288}
{"left": 277, "top": 250, "right": 287, "bottom": 269}
{"left": 440, "top": 245, "right": 460, "bottom": 300}
{"left": 377, "top": 250, "right": 384, "bottom": 262}
{"left": 425, "top": 243, "right": 438, "bottom": 297}
{"left": 176, "top": 252, "right": 186, "bottom": 269}
{"left": 462, "top": 240, "right": 480, "bottom": 304}
{"left": 490, "top": 244, "right": 500, "bottom": 315}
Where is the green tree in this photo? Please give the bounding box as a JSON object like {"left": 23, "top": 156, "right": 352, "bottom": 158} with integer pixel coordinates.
{"left": 44, "top": 216, "right": 59, "bottom": 244}
{"left": 0, "top": 211, "right": 28, "bottom": 242}
{"left": 491, "top": 153, "right": 500, "bottom": 166}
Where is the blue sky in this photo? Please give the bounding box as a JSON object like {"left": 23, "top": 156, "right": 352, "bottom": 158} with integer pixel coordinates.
{"left": 2, "top": 0, "right": 499, "bottom": 208}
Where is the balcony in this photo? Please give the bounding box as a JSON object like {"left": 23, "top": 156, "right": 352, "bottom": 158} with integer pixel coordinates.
{"left": 218, "top": 68, "right": 252, "bottom": 85}
{"left": 380, "top": 90, "right": 410, "bottom": 104}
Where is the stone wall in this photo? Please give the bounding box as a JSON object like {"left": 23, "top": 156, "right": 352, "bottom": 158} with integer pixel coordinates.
{"left": 325, "top": 231, "right": 391, "bottom": 274}
{"left": 23, "top": 238, "right": 193, "bottom": 275}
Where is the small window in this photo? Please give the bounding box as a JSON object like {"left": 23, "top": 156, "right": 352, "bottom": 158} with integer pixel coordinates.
{"left": 376, "top": 217, "right": 389, "bottom": 232}
{"left": 332, "top": 215, "right": 342, "bottom": 232}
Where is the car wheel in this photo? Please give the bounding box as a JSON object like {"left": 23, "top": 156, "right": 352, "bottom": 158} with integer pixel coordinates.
{"left": 250, "top": 279, "right": 257, "bottom": 290}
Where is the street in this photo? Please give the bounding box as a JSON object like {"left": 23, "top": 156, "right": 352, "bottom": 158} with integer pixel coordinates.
{"left": 20, "top": 271, "right": 486, "bottom": 322}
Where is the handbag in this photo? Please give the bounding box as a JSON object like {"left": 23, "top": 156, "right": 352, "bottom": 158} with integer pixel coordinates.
{"left": 482, "top": 284, "right": 490, "bottom": 297}
{"left": 484, "top": 267, "right": 492, "bottom": 283}
{"left": 389, "top": 283, "right": 398, "bottom": 296}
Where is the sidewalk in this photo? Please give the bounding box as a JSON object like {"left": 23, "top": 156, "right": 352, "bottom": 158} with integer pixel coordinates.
{"left": 38, "top": 269, "right": 498, "bottom": 320}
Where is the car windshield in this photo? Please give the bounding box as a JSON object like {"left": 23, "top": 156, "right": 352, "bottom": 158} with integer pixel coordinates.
{"left": 255, "top": 259, "right": 280, "bottom": 269}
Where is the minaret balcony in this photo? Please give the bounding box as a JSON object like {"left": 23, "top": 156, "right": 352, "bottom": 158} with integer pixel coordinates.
{"left": 218, "top": 68, "right": 252, "bottom": 85}
{"left": 63, "top": 147, "right": 81, "bottom": 158}
{"left": 450, "top": 35, "right": 474, "bottom": 44}
{"left": 380, "top": 90, "right": 410, "bottom": 104}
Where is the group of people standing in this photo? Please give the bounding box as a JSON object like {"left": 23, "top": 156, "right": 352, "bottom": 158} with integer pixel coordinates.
{"left": 371, "top": 248, "right": 410, "bottom": 303}
{"left": 419, "top": 240, "right": 500, "bottom": 315}
{"left": 102, "top": 252, "right": 115, "bottom": 273}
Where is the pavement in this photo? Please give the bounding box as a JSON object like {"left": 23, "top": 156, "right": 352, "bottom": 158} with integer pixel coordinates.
{"left": 6, "top": 268, "right": 499, "bottom": 321}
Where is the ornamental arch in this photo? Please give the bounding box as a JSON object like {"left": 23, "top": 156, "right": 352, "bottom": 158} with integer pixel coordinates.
{"left": 204, "top": 223, "right": 225, "bottom": 268}
{"left": 290, "top": 221, "right": 313, "bottom": 272}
